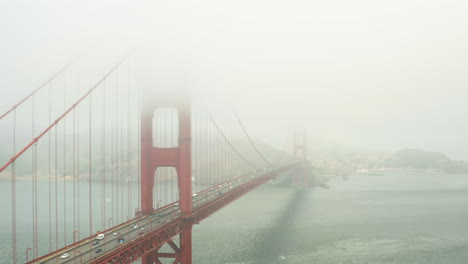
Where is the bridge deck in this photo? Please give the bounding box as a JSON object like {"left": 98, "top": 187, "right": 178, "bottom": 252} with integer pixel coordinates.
{"left": 27, "top": 163, "right": 298, "bottom": 264}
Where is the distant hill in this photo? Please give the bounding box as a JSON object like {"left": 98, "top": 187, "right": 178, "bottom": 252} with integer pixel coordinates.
{"left": 384, "top": 149, "right": 468, "bottom": 174}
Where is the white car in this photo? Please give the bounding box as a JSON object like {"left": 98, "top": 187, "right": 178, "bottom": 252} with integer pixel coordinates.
{"left": 60, "top": 253, "right": 69, "bottom": 259}
{"left": 133, "top": 224, "right": 139, "bottom": 229}
{"left": 113, "top": 232, "right": 118, "bottom": 236}
{"left": 96, "top": 234, "right": 105, "bottom": 240}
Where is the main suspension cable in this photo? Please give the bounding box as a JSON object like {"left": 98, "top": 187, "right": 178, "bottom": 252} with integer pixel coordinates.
{"left": 233, "top": 111, "right": 273, "bottom": 167}
{"left": 207, "top": 112, "right": 257, "bottom": 168}
{"left": 0, "top": 52, "right": 133, "bottom": 174}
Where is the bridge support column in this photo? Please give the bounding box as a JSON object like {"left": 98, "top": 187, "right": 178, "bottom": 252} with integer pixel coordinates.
{"left": 180, "top": 223, "right": 193, "bottom": 264}
{"left": 145, "top": 223, "right": 192, "bottom": 264}
{"left": 141, "top": 254, "right": 155, "bottom": 264}
{"left": 140, "top": 91, "right": 193, "bottom": 264}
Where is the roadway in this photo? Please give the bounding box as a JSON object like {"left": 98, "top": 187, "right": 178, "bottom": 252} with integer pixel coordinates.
{"left": 31, "top": 167, "right": 276, "bottom": 264}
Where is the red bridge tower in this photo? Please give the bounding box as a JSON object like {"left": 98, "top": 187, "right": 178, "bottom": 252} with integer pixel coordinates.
{"left": 140, "top": 93, "right": 193, "bottom": 264}
{"left": 293, "top": 131, "right": 309, "bottom": 186}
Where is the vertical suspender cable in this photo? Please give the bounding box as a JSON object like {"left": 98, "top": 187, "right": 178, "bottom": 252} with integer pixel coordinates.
{"left": 89, "top": 93, "right": 93, "bottom": 235}
{"left": 164, "top": 109, "right": 167, "bottom": 205}
{"left": 217, "top": 113, "right": 220, "bottom": 183}
{"left": 209, "top": 112, "right": 212, "bottom": 187}
{"left": 218, "top": 112, "right": 221, "bottom": 182}
{"left": 31, "top": 95, "right": 37, "bottom": 257}
{"left": 214, "top": 113, "right": 217, "bottom": 184}
{"left": 11, "top": 110, "right": 17, "bottom": 264}
{"left": 161, "top": 111, "right": 163, "bottom": 205}
{"left": 224, "top": 114, "right": 233, "bottom": 179}
{"left": 137, "top": 84, "right": 141, "bottom": 211}
{"left": 155, "top": 111, "right": 159, "bottom": 207}
{"left": 63, "top": 77, "right": 67, "bottom": 246}
{"left": 102, "top": 80, "right": 106, "bottom": 230}
{"left": 127, "top": 61, "right": 133, "bottom": 218}
{"left": 73, "top": 108, "right": 76, "bottom": 242}
{"left": 212, "top": 113, "right": 214, "bottom": 186}
{"left": 229, "top": 114, "right": 232, "bottom": 179}
{"left": 156, "top": 112, "right": 159, "bottom": 207}
{"left": 48, "top": 82, "right": 52, "bottom": 252}
{"left": 236, "top": 122, "right": 239, "bottom": 177}
{"left": 72, "top": 72, "right": 77, "bottom": 241}
{"left": 195, "top": 109, "right": 198, "bottom": 194}
{"left": 127, "top": 61, "right": 131, "bottom": 218}
{"left": 160, "top": 111, "right": 163, "bottom": 206}
{"left": 197, "top": 109, "right": 200, "bottom": 192}
{"left": 111, "top": 77, "right": 115, "bottom": 225}
{"left": 171, "top": 109, "right": 174, "bottom": 201}
{"left": 34, "top": 138, "right": 38, "bottom": 258}
{"left": 77, "top": 107, "right": 80, "bottom": 239}
{"left": 115, "top": 72, "right": 119, "bottom": 224}
{"left": 236, "top": 120, "right": 239, "bottom": 175}
{"left": 226, "top": 113, "right": 229, "bottom": 180}
{"left": 54, "top": 125, "right": 58, "bottom": 249}
{"left": 219, "top": 112, "right": 222, "bottom": 182}
{"left": 167, "top": 110, "right": 169, "bottom": 203}
{"left": 211, "top": 112, "right": 213, "bottom": 186}
{"left": 155, "top": 116, "right": 160, "bottom": 208}
{"left": 71, "top": 73, "right": 76, "bottom": 243}
{"left": 226, "top": 114, "right": 229, "bottom": 179}
{"left": 225, "top": 113, "right": 228, "bottom": 181}
{"left": 222, "top": 113, "right": 225, "bottom": 180}
{"left": 120, "top": 72, "right": 124, "bottom": 221}
{"left": 215, "top": 113, "right": 217, "bottom": 184}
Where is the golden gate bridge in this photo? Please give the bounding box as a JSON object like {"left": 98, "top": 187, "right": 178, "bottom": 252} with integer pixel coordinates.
{"left": 0, "top": 52, "right": 311, "bottom": 264}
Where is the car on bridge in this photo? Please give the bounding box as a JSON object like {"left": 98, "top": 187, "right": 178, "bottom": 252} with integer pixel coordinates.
{"left": 60, "top": 253, "right": 69, "bottom": 259}
{"left": 96, "top": 233, "right": 105, "bottom": 240}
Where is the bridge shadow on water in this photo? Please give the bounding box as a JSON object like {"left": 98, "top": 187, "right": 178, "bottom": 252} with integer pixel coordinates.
{"left": 252, "top": 187, "right": 308, "bottom": 264}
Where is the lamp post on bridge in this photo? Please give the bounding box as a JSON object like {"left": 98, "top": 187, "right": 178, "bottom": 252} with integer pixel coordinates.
{"left": 73, "top": 230, "right": 79, "bottom": 243}
{"left": 25, "top": 248, "right": 32, "bottom": 262}
{"left": 75, "top": 250, "right": 82, "bottom": 264}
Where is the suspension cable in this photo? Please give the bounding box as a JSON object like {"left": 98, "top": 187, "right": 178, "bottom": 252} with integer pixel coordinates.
{"left": 207, "top": 111, "right": 257, "bottom": 168}
{"left": 233, "top": 111, "right": 273, "bottom": 167}
{"left": 0, "top": 52, "right": 132, "bottom": 174}
{"left": 0, "top": 54, "right": 82, "bottom": 120}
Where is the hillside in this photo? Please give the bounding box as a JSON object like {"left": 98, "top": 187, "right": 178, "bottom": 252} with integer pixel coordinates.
{"left": 383, "top": 149, "right": 468, "bottom": 174}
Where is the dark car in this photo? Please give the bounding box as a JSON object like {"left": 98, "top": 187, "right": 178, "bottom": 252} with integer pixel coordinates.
{"left": 95, "top": 248, "right": 102, "bottom": 254}
{"left": 92, "top": 241, "right": 99, "bottom": 246}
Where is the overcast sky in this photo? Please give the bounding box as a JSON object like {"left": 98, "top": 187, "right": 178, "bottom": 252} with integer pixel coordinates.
{"left": 1, "top": 0, "right": 468, "bottom": 159}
